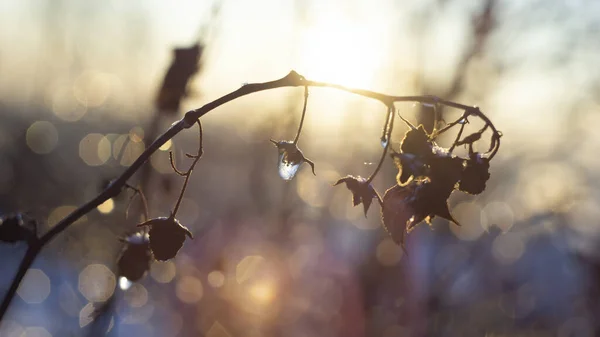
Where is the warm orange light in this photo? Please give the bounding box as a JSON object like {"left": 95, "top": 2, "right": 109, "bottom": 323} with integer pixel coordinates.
{"left": 249, "top": 281, "right": 276, "bottom": 304}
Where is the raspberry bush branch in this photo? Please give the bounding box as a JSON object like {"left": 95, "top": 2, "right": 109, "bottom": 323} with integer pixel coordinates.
{"left": 0, "top": 70, "right": 501, "bottom": 323}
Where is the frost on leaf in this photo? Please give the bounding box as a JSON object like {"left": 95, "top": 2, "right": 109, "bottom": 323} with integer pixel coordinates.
{"left": 334, "top": 175, "right": 382, "bottom": 216}
{"left": 138, "top": 216, "right": 193, "bottom": 261}
{"left": 270, "top": 140, "right": 315, "bottom": 181}
{"left": 459, "top": 152, "right": 490, "bottom": 195}
{"left": 0, "top": 213, "right": 37, "bottom": 244}
{"left": 117, "top": 230, "right": 152, "bottom": 283}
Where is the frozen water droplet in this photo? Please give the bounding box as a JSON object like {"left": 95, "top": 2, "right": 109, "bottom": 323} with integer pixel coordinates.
{"left": 124, "top": 231, "right": 149, "bottom": 244}
{"left": 422, "top": 102, "right": 436, "bottom": 108}
{"left": 119, "top": 276, "right": 133, "bottom": 290}
{"left": 364, "top": 162, "right": 373, "bottom": 166}
{"left": 458, "top": 117, "right": 468, "bottom": 125}
{"left": 381, "top": 136, "right": 389, "bottom": 148}
{"left": 278, "top": 159, "right": 301, "bottom": 181}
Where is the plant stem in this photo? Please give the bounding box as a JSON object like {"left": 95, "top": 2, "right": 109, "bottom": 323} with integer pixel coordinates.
{"left": 0, "top": 244, "right": 39, "bottom": 321}
{"left": 367, "top": 106, "right": 395, "bottom": 184}
{"left": 0, "top": 70, "right": 500, "bottom": 323}
{"left": 172, "top": 121, "right": 203, "bottom": 217}
{"left": 293, "top": 86, "right": 308, "bottom": 144}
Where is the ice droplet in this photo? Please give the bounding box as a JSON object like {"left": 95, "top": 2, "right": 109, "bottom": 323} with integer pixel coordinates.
{"left": 458, "top": 117, "right": 468, "bottom": 125}
{"left": 119, "top": 276, "right": 133, "bottom": 290}
{"left": 278, "top": 157, "right": 301, "bottom": 180}
{"left": 422, "top": 102, "right": 436, "bottom": 108}
{"left": 381, "top": 136, "right": 389, "bottom": 148}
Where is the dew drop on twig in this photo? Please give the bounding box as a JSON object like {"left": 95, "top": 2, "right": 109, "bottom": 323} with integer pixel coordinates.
{"left": 278, "top": 159, "right": 301, "bottom": 180}
{"left": 381, "top": 136, "right": 389, "bottom": 148}
{"left": 119, "top": 276, "right": 133, "bottom": 290}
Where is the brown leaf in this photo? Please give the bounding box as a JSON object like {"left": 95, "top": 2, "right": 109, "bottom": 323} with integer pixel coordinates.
{"left": 381, "top": 184, "right": 422, "bottom": 249}
{"left": 334, "top": 176, "right": 381, "bottom": 216}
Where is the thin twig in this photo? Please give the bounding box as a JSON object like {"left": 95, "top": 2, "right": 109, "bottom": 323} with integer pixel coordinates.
{"left": 172, "top": 121, "right": 203, "bottom": 217}
{"left": 169, "top": 152, "right": 188, "bottom": 176}
{"left": 367, "top": 105, "right": 395, "bottom": 184}
{"left": 293, "top": 86, "right": 309, "bottom": 144}
{"left": 0, "top": 70, "right": 500, "bottom": 322}
{"left": 124, "top": 184, "right": 149, "bottom": 222}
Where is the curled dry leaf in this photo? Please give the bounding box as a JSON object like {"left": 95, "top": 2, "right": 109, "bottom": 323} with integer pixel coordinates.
{"left": 117, "top": 230, "right": 152, "bottom": 283}
{"left": 381, "top": 179, "right": 460, "bottom": 248}
{"left": 400, "top": 125, "right": 432, "bottom": 158}
{"left": 381, "top": 183, "right": 419, "bottom": 249}
{"left": 0, "top": 213, "right": 37, "bottom": 244}
{"left": 138, "top": 216, "right": 193, "bottom": 261}
{"left": 459, "top": 153, "right": 490, "bottom": 195}
{"left": 270, "top": 140, "right": 315, "bottom": 181}
{"left": 391, "top": 152, "right": 427, "bottom": 185}
{"left": 334, "top": 175, "right": 382, "bottom": 216}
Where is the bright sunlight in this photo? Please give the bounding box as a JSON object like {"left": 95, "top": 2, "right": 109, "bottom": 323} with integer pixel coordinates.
{"left": 297, "top": 13, "right": 386, "bottom": 89}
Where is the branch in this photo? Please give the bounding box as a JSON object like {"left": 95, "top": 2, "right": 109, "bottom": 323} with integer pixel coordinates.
{"left": 0, "top": 70, "right": 500, "bottom": 322}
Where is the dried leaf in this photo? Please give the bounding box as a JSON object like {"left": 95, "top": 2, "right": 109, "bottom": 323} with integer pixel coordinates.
{"left": 138, "top": 216, "right": 193, "bottom": 261}
{"left": 381, "top": 184, "right": 421, "bottom": 249}
{"left": 400, "top": 125, "right": 432, "bottom": 157}
{"left": 117, "top": 230, "right": 152, "bottom": 283}
{"left": 0, "top": 213, "right": 37, "bottom": 244}
{"left": 334, "top": 175, "right": 381, "bottom": 216}
{"left": 459, "top": 153, "right": 490, "bottom": 195}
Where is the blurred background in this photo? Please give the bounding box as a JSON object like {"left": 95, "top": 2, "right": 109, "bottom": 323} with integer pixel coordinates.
{"left": 1, "top": 0, "right": 600, "bottom": 336}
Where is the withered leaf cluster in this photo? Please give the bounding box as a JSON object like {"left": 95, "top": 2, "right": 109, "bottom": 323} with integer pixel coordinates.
{"left": 382, "top": 125, "right": 491, "bottom": 248}
{"left": 118, "top": 216, "right": 193, "bottom": 284}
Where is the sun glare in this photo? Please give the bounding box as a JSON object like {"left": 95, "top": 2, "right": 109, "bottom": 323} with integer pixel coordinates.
{"left": 299, "top": 18, "right": 385, "bottom": 89}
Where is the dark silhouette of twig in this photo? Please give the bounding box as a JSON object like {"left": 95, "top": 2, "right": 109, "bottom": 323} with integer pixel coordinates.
{"left": 0, "top": 70, "right": 500, "bottom": 323}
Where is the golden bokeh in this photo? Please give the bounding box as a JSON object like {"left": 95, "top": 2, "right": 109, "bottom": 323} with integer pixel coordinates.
{"left": 492, "top": 232, "right": 526, "bottom": 265}
{"left": 96, "top": 198, "right": 115, "bottom": 214}
{"left": 376, "top": 238, "right": 403, "bottom": 266}
{"left": 26, "top": 121, "right": 58, "bottom": 154}
{"left": 47, "top": 205, "right": 86, "bottom": 228}
{"left": 207, "top": 270, "right": 225, "bottom": 288}
{"left": 150, "top": 260, "right": 177, "bottom": 283}
{"left": 124, "top": 283, "right": 149, "bottom": 308}
{"left": 236, "top": 255, "right": 265, "bottom": 284}
{"left": 449, "top": 202, "right": 485, "bottom": 241}
{"left": 79, "top": 133, "right": 111, "bottom": 166}
{"left": 249, "top": 281, "right": 276, "bottom": 305}
{"left": 78, "top": 264, "right": 116, "bottom": 302}
{"left": 51, "top": 84, "right": 87, "bottom": 122}
{"left": 159, "top": 139, "right": 173, "bottom": 151}
{"left": 128, "top": 126, "right": 145, "bottom": 143}
{"left": 176, "top": 276, "right": 204, "bottom": 304}
{"left": 73, "top": 70, "right": 111, "bottom": 108}
{"left": 16, "top": 269, "right": 51, "bottom": 304}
